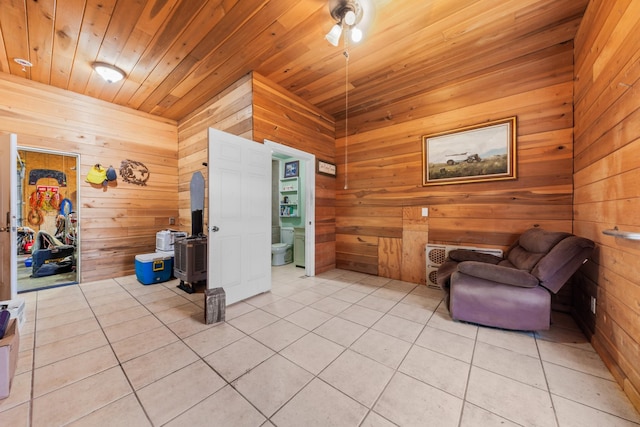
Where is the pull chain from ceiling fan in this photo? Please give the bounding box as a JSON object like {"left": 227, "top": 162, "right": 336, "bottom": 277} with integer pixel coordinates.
{"left": 343, "top": 35, "right": 350, "bottom": 190}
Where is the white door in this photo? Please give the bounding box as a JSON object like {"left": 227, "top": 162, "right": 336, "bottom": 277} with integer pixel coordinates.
{"left": 0, "top": 134, "right": 18, "bottom": 300}
{"left": 208, "top": 128, "right": 271, "bottom": 305}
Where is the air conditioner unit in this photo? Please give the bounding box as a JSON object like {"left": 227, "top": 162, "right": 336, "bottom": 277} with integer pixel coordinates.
{"left": 174, "top": 236, "right": 207, "bottom": 284}
{"left": 425, "top": 244, "right": 503, "bottom": 289}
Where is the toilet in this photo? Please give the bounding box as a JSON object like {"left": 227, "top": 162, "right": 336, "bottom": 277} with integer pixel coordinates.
{"left": 271, "top": 227, "right": 294, "bottom": 266}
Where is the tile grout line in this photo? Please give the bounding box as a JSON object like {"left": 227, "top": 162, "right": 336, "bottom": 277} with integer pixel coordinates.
{"left": 457, "top": 321, "right": 479, "bottom": 427}
{"left": 259, "top": 276, "right": 430, "bottom": 425}
{"left": 29, "top": 275, "right": 476, "bottom": 424}
{"left": 27, "top": 294, "right": 39, "bottom": 427}
{"left": 19, "top": 269, "right": 632, "bottom": 426}
{"left": 184, "top": 274, "right": 373, "bottom": 424}
{"left": 536, "top": 327, "right": 563, "bottom": 427}
{"left": 355, "top": 296, "right": 440, "bottom": 427}
{"left": 78, "top": 279, "right": 156, "bottom": 427}
{"left": 104, "top": 278, "right": 224, "bottom": 426}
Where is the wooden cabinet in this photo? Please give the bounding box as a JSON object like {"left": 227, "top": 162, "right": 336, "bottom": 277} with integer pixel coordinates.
{"left": 294, "top": 227, "right": 305, "bottom": 268}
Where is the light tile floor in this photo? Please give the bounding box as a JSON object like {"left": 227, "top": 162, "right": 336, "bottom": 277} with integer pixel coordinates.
{"left": 2, "top": 265, "right": 639, "bottom": 426}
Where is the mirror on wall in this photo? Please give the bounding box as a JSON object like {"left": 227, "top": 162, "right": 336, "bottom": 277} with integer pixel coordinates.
{"left": 16, "top": 148, "right": 79, "bottom": 293}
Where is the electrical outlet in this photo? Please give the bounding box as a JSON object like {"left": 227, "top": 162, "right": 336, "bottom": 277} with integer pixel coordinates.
{"left": 169, "top": 217, "right": 175, "bottom": 225}
{"left": 422, "top": 207, "right": 429, "bottom": 217}
{"left": 590, "top": 296, "right": 596, "bottom": 314}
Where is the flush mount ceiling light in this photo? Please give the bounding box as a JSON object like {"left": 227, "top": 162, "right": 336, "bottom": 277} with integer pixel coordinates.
{"left": 14, "top": 58, "right": 33, "bottom": 72}
{"left": 92, "top": 62, "right": 125, "bottom": 83}
{"left": 325, "top": 0, "right": 366, "bottom": 46}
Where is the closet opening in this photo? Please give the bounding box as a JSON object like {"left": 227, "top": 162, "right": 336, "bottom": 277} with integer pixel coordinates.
{"left": 16, "top": 147, "right": 80, "bottom": 293}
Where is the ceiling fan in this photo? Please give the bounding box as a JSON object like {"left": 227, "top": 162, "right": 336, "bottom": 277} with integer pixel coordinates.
{"left": 325, "top": 0, "right": 375, "bottom": 46}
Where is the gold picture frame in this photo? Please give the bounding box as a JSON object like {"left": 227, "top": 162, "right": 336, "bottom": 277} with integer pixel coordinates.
{"left": 422, "top": 117, "right": 517, "bottom": 186}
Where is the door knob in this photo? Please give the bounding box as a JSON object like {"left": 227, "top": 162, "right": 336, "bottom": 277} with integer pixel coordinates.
{"left": 211, "top": 226, "right": 220, "bottom": 232}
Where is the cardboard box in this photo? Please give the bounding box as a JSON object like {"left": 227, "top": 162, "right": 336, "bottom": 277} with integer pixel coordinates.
{"left": 0, "top": 298, "right": 26, "bottom": 330}
{"left": 0, "top": 319, "right": 20, "bottom": 400}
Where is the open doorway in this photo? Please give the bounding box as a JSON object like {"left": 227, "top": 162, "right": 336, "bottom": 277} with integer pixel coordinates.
{"left": 16, "top": 148, "right": 80, "bottom": 293}
{"left": 265, "top": 140, "right": 315, "bottom": 277}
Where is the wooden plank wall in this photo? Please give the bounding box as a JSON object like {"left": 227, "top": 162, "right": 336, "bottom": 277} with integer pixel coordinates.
{"left": 177, "top": 72, "right": 336, "bottom": 275}
{"left": 0, "top": 73, "right": 178, "bottom": 282}
{"left": 335, "top": 39, "right": 577, "bottom": 285}
{"left": 573, "top": 0, "right": 640, "bottom": 410}
{"left": 252, "top": 73, "right": 336, "bottom": 274}
{"left": 176, "top": 73, "right": 253, "bottom": 234}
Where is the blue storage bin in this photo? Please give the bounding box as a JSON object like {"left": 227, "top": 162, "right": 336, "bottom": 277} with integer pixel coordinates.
{"left": 135, "top": 253, "right": 173, "bottom": 285}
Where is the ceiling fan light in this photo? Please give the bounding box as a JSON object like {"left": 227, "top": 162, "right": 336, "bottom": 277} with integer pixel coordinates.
{"left": 92, "top": 62, "right": 125, "bottom": 83}
{"left": 344, "top": 10, "right": 356, "bottom": 26}
{"left": 325, "top": 24, "right": 342, "bottom": 46}
{"left": 350, "top": 27, "right": 363, "bottom": 43}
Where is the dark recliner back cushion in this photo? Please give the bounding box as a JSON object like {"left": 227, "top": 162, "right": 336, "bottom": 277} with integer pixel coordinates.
{"left": 506, "top": 246, "right": 545, "bottom": 271}
{"left": 506, "top": 228, "right": 570, "bottom": 271}
{"left": 519, "top": 228, "right": 570, "bottom": 253}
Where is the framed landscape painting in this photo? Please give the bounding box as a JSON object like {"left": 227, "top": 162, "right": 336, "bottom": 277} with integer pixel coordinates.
{"left": 422, "top": 117, "right": 517, "bottom": 186}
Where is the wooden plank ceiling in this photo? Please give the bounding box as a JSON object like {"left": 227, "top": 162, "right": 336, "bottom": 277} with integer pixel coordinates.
{"left": 0, "top": 0, "right": 588, "bottom": 122}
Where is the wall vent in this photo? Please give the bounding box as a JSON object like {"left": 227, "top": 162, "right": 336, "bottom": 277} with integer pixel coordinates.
{"left": 425, "top": 244, "right": 503, "bottom": 289}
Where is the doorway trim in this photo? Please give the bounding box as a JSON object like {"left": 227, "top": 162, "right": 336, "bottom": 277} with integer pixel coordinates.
{"left": 264, "top": 139, "right": 315, "bottom": 277}
{"left": 16, "top": 146, "right": 81, "bottom": 292}
{"left": 1, "top": 134, "right": 18, "bottom": 299}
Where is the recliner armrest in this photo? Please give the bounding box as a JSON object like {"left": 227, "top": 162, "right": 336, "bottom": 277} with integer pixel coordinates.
{"left": 457, "top": 261, "right": 539, "bottom": 288}
{"left": 448, "top": 249, "right": 502, "bottom": 264}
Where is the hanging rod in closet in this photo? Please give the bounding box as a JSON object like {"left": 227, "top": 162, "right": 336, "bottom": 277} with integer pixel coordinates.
{"left": 602, "top": 227, "right": 640, "bottom": 241}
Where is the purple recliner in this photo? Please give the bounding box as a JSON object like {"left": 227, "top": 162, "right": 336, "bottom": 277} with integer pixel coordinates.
{"left": 436, "top": 228, "right": 595, "bottom": 331}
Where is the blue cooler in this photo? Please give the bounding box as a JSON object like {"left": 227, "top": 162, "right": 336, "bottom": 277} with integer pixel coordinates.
{"left": 135, "top": 253, "right": 173, "bottom": 285}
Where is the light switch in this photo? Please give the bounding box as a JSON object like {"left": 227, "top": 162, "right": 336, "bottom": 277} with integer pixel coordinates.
{"left": 422, "top": 207, "right": 429, "bottom": 217}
